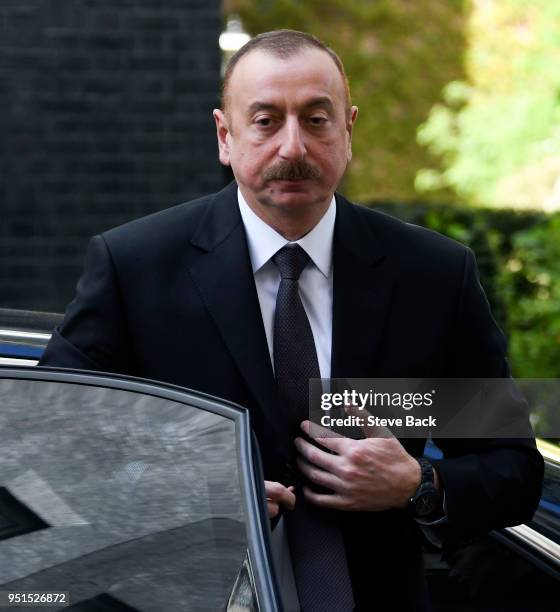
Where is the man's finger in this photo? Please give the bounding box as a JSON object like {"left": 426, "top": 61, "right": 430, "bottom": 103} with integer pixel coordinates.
{"left": 302, "top": 486, "right": 347, "bottom": 510}
{"left": 267, "top": 501, "right": 280, "bottom": 518}
{"left": 264, "top": 480, "right": 296, "bottom": 510}
{"left": 265, "top": 480, "right": 286, "bottom": 497}
{"left": 294, "top": 435, "right": 342, "bottom": 474}
{"left": 300, "top": 419, "right": 349, "bottom": 454}
{"left": 296, "top": 456, "right": 344, "bottom": 493}
{"left": 345, "top": 403, "right": 395, "bottom": 439}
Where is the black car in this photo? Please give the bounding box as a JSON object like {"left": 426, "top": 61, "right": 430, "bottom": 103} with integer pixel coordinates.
{"left": 1, "top": 308, "right": 559, "bottom": 611}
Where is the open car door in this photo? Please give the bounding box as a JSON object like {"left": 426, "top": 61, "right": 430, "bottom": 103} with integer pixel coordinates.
{"left": 0, "top": 367, "right": 281, "bottom": 611}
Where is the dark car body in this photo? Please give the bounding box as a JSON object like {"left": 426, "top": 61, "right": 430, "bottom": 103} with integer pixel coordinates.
{"left": 1, "top": 308, "right": 559, "bottom": 611}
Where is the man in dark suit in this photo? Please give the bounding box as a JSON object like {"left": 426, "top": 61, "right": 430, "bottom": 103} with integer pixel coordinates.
{"left": 41, "top": 30, "right": 543, "bottom": 611}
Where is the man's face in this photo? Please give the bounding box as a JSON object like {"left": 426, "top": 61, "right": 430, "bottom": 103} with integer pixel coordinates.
{"left": 214, "top": 48, "right": 358, "bottom": 222}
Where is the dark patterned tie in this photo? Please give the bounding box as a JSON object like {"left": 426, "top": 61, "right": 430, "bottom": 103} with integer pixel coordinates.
{"left": 272, "top": 244, "right": 355, "bottom": 612}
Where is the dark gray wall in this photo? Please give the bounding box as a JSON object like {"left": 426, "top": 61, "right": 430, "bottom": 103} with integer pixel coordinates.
{"left": 1, "top": 0, "right": 224, "bottom": 312}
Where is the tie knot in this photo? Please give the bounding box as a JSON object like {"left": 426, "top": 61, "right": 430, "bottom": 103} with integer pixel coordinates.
{"left": 273, "top": 244, "right": 310, "bottom": 280}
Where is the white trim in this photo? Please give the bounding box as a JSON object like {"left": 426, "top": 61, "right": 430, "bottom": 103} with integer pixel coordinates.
{"left": 0, "top": 357, "right": 38, "bottom": 366}
{"left": 0, "top": 329, "right": 51, "bottom": 342}
{"left": 506, "top": 524, "right": 560, "bottom": 567}
{"left": 537, "top": 440, "right": 560, "bottom": 465}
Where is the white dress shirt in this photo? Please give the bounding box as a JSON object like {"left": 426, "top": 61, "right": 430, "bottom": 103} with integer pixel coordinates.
{"left": 238, "top": 188, "right": 335, "bottom": 611}
{"left": 237, "top": 189, "right": 335, "bottom": 379}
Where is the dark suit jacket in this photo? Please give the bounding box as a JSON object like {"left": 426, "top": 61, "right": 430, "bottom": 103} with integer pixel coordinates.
{"left": 41, "top": 181, "right": 543, "bottom": 611}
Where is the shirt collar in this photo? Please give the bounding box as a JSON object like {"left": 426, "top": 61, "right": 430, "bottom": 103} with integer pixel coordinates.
{"left": 237, "top": 187, "right": 335, "bottom": 278}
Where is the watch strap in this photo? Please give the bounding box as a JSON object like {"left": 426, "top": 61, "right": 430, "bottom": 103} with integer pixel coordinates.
{"left": 417, "top": 458, "right": 434, "bottom": 486}
{"left": 408, "top": 458, "right": 439, "bottom": 518}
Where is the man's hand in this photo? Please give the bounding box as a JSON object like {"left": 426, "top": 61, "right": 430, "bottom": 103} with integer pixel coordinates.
{"left": 265, "top": 480, "right": 296, "bottom": 519}
{"left": 294, "top": 417, "right": 422, "bottom": 512}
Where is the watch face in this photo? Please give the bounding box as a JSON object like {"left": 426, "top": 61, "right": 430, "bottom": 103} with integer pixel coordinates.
{"left": 415, "top": 492, "right": 437, "bottom": 517}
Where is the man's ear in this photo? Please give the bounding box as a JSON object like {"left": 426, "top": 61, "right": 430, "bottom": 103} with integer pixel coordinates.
{"left": 213, "top": 109, "right": 231, "bottom": 166}
{"left": 346, "top": 105, "right": 358, "bottom": 161}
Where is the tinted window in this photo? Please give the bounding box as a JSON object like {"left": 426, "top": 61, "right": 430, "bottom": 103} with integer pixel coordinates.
{"left": 0, "top": 375, "right": 259, "bottom": 611}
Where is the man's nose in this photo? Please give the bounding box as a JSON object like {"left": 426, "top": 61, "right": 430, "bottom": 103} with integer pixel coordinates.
{"left": 278, "top": 119, "right": 307, "bottom": 160}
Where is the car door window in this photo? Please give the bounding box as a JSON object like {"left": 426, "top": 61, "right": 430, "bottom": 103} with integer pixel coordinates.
{"left": 0, "top": 368, "right": 278, "bottom": 611}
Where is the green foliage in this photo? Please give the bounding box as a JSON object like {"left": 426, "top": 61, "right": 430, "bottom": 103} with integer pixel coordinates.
{"left": 371, "top": 200, "right": 558, "bottom": 377}
{"left": 417, "top": 0, "right": 560, "bottom": 209}
{"left": 498, "top": 216, "right": 560, "bottom": 376}
{"left": 226, "top": 1, "right": 560, "bottom": 208}
{"left": 225, "top": 0, "right": 467, "bottom": 202}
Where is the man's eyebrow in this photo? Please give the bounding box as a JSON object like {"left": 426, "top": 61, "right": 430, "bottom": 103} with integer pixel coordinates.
{"left": 247, "top": 102, "right": 280, "bottom": 115}
{"left": 303, "top": 97, "right": 335, "bottom": 111}
{"left": 246, "top": 97, "right": 335, "bottom": 116}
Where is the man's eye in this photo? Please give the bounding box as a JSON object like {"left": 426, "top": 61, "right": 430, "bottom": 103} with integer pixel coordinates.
{"left": 255, "top": 117, "right": 273, "bottom": 127}
{"left": 309, "top": 116, "right": 328, "bottom": 126}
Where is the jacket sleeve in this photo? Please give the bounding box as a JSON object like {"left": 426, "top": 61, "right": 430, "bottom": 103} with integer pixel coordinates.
{"left": 430, "top": 248, "right": 544, "bottom": 543}
{"left": 40, "top": 234, "right": 135, "bottom": 375}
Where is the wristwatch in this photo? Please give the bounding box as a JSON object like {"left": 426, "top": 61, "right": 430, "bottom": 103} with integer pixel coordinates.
{"left": 408, "top": 458, "right": 439, "bottom": 518}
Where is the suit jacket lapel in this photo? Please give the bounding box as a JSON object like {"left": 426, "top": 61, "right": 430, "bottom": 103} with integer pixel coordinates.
{"left": 186, "top": 185, "right": 394, "bottom": 455}
{"left": 331, "top": 194, "right": 395, "bottom": 379}
{"left": 186, "top": 183, "right": 291, "bottom": 450}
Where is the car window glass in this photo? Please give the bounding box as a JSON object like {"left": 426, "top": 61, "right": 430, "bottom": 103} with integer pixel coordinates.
{"left": 0, "top": 377, "right": 250, "bottom": 611}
